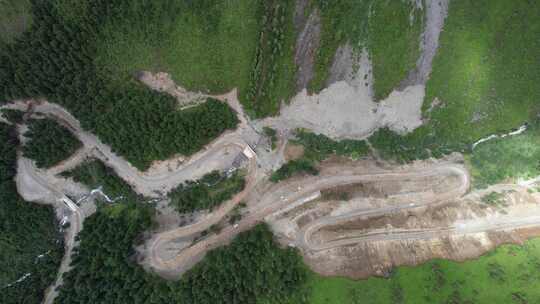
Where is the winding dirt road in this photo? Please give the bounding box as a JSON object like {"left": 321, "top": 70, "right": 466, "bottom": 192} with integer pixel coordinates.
{"left": 147, "top": 163, "right": 472, "bottom": 276}
{"left": 299, "top": 181, "right": 540, "bottom": 253}
{"left": 146, "top": 157, "right": 258, "bottom": 274}
{"left": 2, "top": 93, "right": 256, "bottom": 197}
{"left": 8, "top": 98, "right": 540, "bottom": 283}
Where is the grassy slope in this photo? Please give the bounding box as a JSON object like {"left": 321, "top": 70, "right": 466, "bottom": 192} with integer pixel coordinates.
{"left": 309, "top": 238, "right": 540, "bottom": 304}
{"left": 0, "top": 0, "right": 32, "bottom": 47}
{"left": 310, "top": 0, "right": 423, "bottom": 99}
{"left": 368, "top": 0, "right": 423, "bottom": 100}
{"left": 94, "top": 0, "right": 259, "bottom": 95}
{"left": 243, "top": 0, "right": 297, "bottom": 117}
{"left": 422, "top": 0, "right": 540, "bottom": 146}
{"left": 309, "top": 0, "right": 370, "bottom": 92}
{"left": 468, "top": 120, "right": 540, "bottom": 188}
{"left": 95, "top": 0, "right": 296, "bottom": 118}
{"left": 370, "top": 0, "right": 540, "bottom": 183}
{"left": 304, "top": 4, "right": 540, "bottom": 300}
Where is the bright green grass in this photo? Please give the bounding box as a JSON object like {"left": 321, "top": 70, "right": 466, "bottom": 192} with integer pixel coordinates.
{"left": 243, "top": 0, "right": 297, "bottom": 117}
{"left": 468, "top": 120, "right": 540, "bottom": 188}
{"left": 94, "top": 0, "right": 259, "bottom": 95}
{"left": 422, "top": 0, "right": 540, "bottom": 146}
{"left": 309, "top": 0, "right": 371, "bottom": 92}
{"left": 310, "top": 0, "right": 423, "bottom": 98}
{"left": 0, "top": 0, "right": 32, "bottom": 46}
{"left": 309, "top": 237, "right": 540, "bottom": 304}
{"left": 368, "top": 0, "right": 423, "bottom": 100}
{"left": 369, "top": 0, "right": 540, "bottom": 173}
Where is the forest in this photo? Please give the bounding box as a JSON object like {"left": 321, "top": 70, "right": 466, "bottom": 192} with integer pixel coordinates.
{"left": 55, "top": 203, "right": 308, "bottom": 304}
{"left": 0, "top": 0, "right": 239, "bottom": 170}
{"left": 23, "top": 118, "right": 82, "bottom": 168}
{"left": 270, "top": 159, "right": 319, "bottom": 183}
{"left": 62, "top": 159, "right": 141, "bottom": 202}
{"left": 169, "top": 170, "right": 246, "bottom": 213}
{"left": 1, "top": 108, "right": 24, "bottom": 124}
{"left": 0, "top": 122, "right": 63, "bottom": 304}
{"left": 293, "top": 130, "right": 369, "bottom": 161}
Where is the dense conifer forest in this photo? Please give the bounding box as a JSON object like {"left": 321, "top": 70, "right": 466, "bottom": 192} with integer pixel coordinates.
{"left": 62, "top": 159, "right": 141, "bottom": 202}
{"left": 169, "top": 170, "right": 246, "bottom": 213}
{"left": 55, "top": 203, "right": 307, "bottom": 304}
{"left": 0, "top": 122, "right": 63, "bottom": 304}
{"left": 23, "top": 118, "right": 82, "bottom": 168}
{"left": 0, "top": 0, "right": 239, "bottom": 170}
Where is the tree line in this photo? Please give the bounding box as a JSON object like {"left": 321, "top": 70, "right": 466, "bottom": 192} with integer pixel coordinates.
{"left": 23, "top": 118, "right": 82, "bottom": 168}
{"left": 0, "top": 122, "right": 64, "bottom": 304}
{"left": 270, "top": 159, "right": 319, "bottom": 182}
{"left": 62, "top": 159, "right": 141, "bottom": 203}
{"left": 169, "top": 170, "right": 246, "bottom": 213}
{"left": 0, "top": 0, "right": 238, "bottom": 170}
{"left": 55, "top": 202, "right": 308, "bottom": 304}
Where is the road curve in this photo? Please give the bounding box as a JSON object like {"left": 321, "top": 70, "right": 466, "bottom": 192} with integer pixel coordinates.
{"left": 300, "top": 215, "right": 540, "bottom": 252}
{"left": 147, "top": 156, "right": 258, "bottom": 273}
{"left": 2, "top": 96, "right": 254, "bottom": 197}
{"left": 148, "top": 163, "right": 469, "bottom": 276}
{"left": 298, "top": 165, "right": 468, "bottom": 251}
{"left": 299, "top": 183, "right": 540, "bottom": 252}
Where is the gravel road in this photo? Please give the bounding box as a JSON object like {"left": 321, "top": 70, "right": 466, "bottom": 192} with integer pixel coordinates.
{"left": 2, "top": 91, "right": 258, "bottom": 197}
{"left": 147, "top": 162, "right": 470, "bottom": 277}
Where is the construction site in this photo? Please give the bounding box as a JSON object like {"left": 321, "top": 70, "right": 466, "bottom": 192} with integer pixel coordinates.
{"left": 1, "top": 0, "right": 539, "bottom": 303}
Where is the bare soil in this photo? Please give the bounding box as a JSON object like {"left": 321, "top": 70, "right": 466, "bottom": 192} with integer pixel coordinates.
{"left": 279, "top": 180, "right": 540, "bottom": 279}
{"left": 137, "top": 71, "right": 206, "bottom": 109}
{"left": 284, "top": 142, "right": 305, "bottom": 161}
{"left": 257, "top": 0, "right": 449, "bottom": 141}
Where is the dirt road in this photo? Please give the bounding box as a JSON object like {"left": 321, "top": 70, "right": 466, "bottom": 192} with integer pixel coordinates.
{"left": 2, "top": 91, "right": 258, "bottom": 197}
{"left": 5, "top": 89, "right": 261, "bottom": 299}
{"left": 41, "top": 196, "right": 82, "bottom": 304}
{"left": 145, "top": 156, "right": 258, "bottom": 275}
{"left": 16, "top": 157, "right": 85, "bottom": 304}
{"left": 147, "top": 163, "right": 470, "bottom": 277}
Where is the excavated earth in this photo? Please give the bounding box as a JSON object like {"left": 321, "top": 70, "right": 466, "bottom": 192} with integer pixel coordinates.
{"left": 268, "top": 163, "right": 540, "bottom": 279}
{"left": 6, "top": 0, "right": 540, "bottom": 290}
